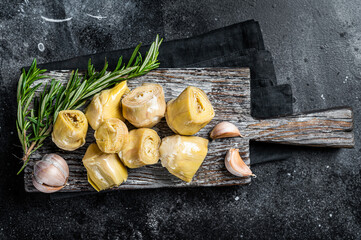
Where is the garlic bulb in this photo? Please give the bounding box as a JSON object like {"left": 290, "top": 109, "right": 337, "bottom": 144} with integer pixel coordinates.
{"left": 210, "top": 121, "right": 242, "bottom": 139}
{"left": 52, "top": 110, "right": 88, "bottom": 151}
{"left": 94, "top": 118, "right": 128, "bottom": 153}
{"left": 165, "top": 86, "right": 215, "bottom": 135}
{"left": 225, "top": 148, "right": 255, "bottom": 177}
{"left": 85, "top": 81, "right": 129, "bottom": 130}
{"left": 122, "top": 83, "right": 166, "bottom": 128}
{"left": 32, "top": 154, "right": 69, "bottom": 193}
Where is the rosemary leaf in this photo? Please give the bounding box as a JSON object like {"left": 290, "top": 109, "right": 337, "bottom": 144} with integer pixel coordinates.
{"left": 16, "top": 35, "right": 163, "bottom": 174}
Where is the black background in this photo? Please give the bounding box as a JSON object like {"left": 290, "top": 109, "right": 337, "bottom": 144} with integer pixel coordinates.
{"left": 1, "top": 1, "right": 361, "bottom": 239}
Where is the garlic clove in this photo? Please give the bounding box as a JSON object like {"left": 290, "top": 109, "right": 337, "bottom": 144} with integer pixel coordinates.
{"left": 34, "top": 161, "right": 67, "bottom": 186}
{"left": 225, "top": 148, "right": 255, "bottom": 177}
{"left": 32, "top": 177, "right": 65, "bottom": 193}
{"left": 210, "top": 122, "right": 242, "bottom": 140}
{"left": 32, "top": 154, "right": 69, "bottom": 193}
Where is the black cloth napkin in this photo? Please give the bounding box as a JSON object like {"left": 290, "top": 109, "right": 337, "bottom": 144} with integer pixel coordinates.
{"left": 39, "top": 20, "right": 292, "bottom": 121}
{"left": 39, "top": 20, "right": 293, "bottom": 166}
{"left": 36, "top": 20, "right": 294, "bottom": 198}
{"left": 42, "top": 19, "right": 293, "bottom": 199}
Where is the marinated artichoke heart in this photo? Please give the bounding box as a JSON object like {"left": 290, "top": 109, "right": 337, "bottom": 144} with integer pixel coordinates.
{"left": 159, "top": 135, "right": 208, "bottom": 182}
{"left": 122, "top": 83, "right": 166, "bottom": 128}
{"left": 85, "top": 81, "right": 129, "bottom": 130}
{"left": 52, "top": 110, "right": 88, "bottom": 151}
{"left": 83, "top": 143, "right": 128, "bottom": 191}
{"left": 94, "top": 118, "right": 128, "bottom": 153}
{"left": 119, "top": 128, "right": 161, "bottom": 168}
{"left": 165, "top": 86, "right": 215, "bottom": 135}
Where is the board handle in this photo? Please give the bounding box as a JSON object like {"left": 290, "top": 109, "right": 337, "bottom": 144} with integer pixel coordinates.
{"left": 247, "top": 108, "right": 354, "bottom": 148}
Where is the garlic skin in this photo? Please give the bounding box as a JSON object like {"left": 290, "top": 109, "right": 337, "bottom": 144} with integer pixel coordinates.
{"left": 210, "top": 122, "right": 242, "bottom": 140}
{"left": 225, "top": 148, "right": 254, "bottom": 177}
{"left": 32, "top": 154, "right": 69, "bottom": 193}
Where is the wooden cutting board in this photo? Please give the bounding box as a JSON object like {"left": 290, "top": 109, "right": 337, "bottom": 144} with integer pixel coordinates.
{"left": 24, "top": 68, "right": 354, "bottom": 192}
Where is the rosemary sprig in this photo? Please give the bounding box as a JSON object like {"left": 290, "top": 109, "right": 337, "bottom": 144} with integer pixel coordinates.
{"left": 17, "top": 35, "right": 163, "bottom": 174}
{"left": 16, "top": 60, "right": 61, "bottom": 174}
{"left": 53, "top": 35, "right": 163, "bottom": 122}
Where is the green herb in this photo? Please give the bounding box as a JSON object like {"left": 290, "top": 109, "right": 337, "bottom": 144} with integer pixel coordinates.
{"left": 16, "top": 35, "right": 162, "bottom": 174}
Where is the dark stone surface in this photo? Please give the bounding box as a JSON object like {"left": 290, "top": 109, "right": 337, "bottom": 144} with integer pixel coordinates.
{"left": 1, "top": 0, "right": 361, "bottom": 239}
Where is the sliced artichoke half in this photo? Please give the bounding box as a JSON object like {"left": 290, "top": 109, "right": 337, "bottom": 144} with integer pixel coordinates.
{"left": 85, "top": 81, "right": 129, "bottom": 130}
{"left": 94, "top": 118, "right": 128, "bottom": 153}
{"left": 52, "top": 110, "right": 88, "bottom": 151}
{"left": 159, "top": 135, "right": 208, "bottom": 182}
{"left": 119, "top": 128, "right": 161, "bottom": 168}
{"left": 165, "top": 86, "right": 215, "bottom": 135}
{"left": 122, "top": 83, "right": 166, "bottom": 128}
{"left": 83, "top": 143, "right": 128, "bottom": 191}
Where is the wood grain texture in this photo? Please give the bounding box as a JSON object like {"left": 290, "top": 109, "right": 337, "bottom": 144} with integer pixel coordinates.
{"left": 25, "top": 68, "right": 252, "bottom": 192}
{"left": 24, "top": 68, "right": 354, "bottom": 192}
{"left": 246, "top": 108, "right": 354, "bottom": 147}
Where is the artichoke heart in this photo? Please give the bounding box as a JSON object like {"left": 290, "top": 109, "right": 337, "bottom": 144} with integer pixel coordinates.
{"left": 122, "top": 83, "right": 166, "bottom": 128}
{"left": 85, "top": 81, "right": 129, "bottom": 130}
{"left": 83, "top": 143, "right": 128, "bottom": 191}
{"left": 159, "top": 135, "right": 208, "bottom": 182}
{"left": 119, "top": 128, "right": 161, "bottom": 168}
{"left": 52, "top": 110, "right": 88, "bottom": 151}
{"left": 94, "top": 118, "right": 128, "bottom": 153}
{"left": 165, "top": 86, "right": 215, "bottom": 135}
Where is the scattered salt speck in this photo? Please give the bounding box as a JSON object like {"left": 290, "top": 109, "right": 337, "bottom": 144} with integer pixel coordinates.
{"left": 307, "top": 199, "right": 310, "bottom": 202}
{"left": 321, "top": 94, "right": 325, "bottom": 100}
{"left": 10, "top": 131, "right": 13, "bottom": 135}
{"left": 343, "top": 76, "right": 349, "bottom": 83}
{"left": 330, "top": 213, "right": 333, "bottom": 217}
{"left": 287, "top": 173, "right": 291, "bottom": 176}
{"left": 38, "top": 43, "right": 45, "bottom": 52}
{"left": 235, "top": 196, "right": 239, "bottom": 201}
{"left": 293, "top": 170, "right": 296, "bottom": 173}
{"left": 319, "top": 224, "right": 321, "bottom": 227}
{"left": 41, "top": 16, "right": 72, "bottom": 23}
{"left": 86, "top": 13, "right": 107, "bottom": 20}
{"left": 326, "top": 165, "right": 330, "bottom": 169}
